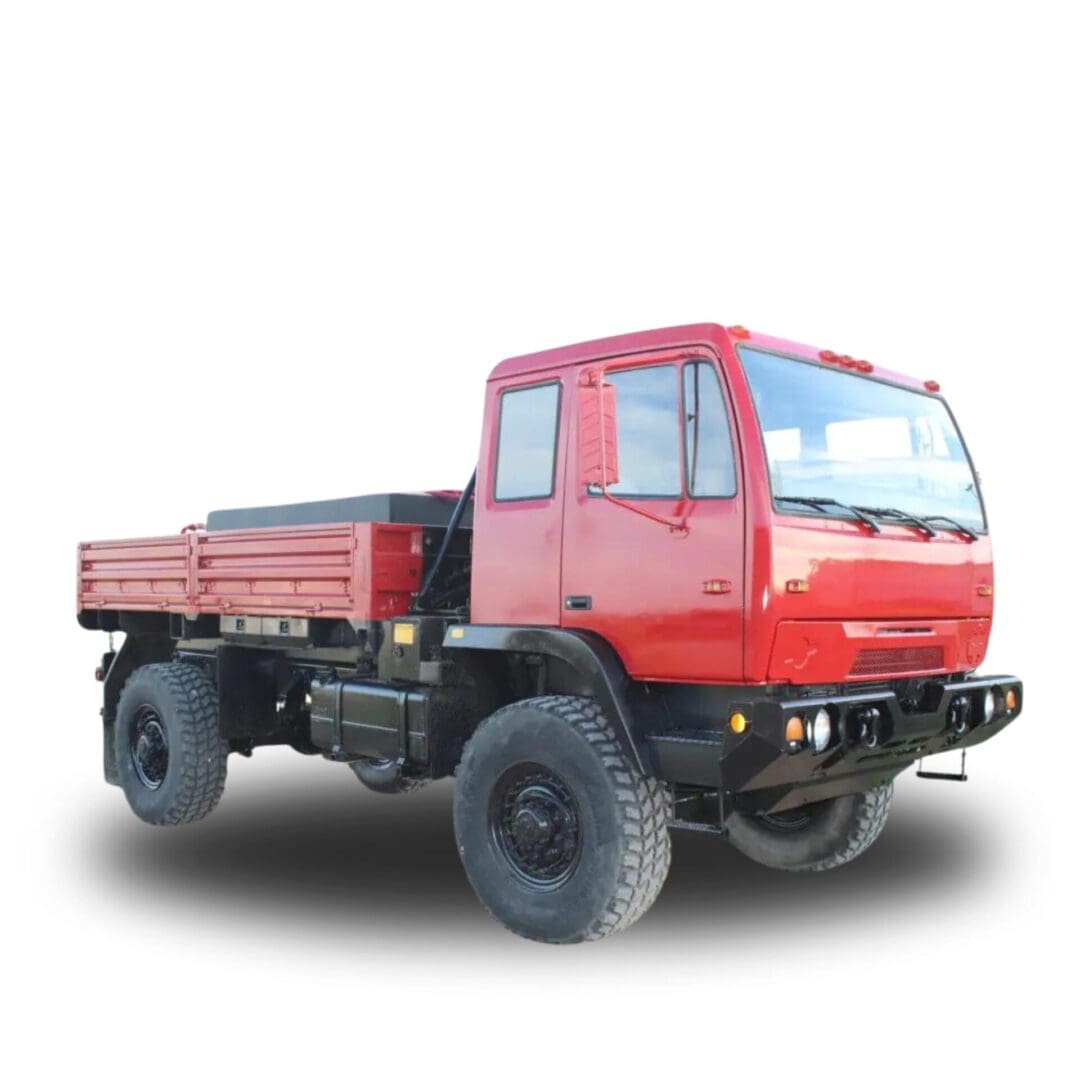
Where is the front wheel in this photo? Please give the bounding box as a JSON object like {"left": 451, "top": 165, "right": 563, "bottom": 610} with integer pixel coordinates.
{"left": 725, "top": 781, "right": 893, "bottom": 872}
{"left": 453, "top": 696, "right": 671, "bottom": 943}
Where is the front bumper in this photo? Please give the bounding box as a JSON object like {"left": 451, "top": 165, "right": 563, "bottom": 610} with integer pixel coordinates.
{"left": 649, "top": 674, "right": 1023, "bottom": 815}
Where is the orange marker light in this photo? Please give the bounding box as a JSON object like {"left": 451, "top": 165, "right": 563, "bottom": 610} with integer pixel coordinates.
{"left": 729, "top": 712, "right": 748, "bottom": 734}
{"left": 785, "top": 715, "right": 806, "bottom": 745}
{"left": 703, "top": 579, "right": 732, "bottom": 594}
{"left": 976, "top": 584, "right": 993, "bottom": 597}
{"left": 786, "top": 579, "right": 810, "bottom": 594}
{"left": 1005, "top": 689, "right": 1018, "bottom": 711}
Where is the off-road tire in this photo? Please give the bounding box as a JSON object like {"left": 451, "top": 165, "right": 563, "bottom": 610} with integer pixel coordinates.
{"left": 725, "top": 781, "right": 893, "bottom": 872}
{"left": 453, "top": 695, "right": 671, "bottom": 943}
{"left": 350, "top": 757, "right": 431, "bottom": 795}
{"left": 114, "top": 662, "right": 228, "bottom": 825}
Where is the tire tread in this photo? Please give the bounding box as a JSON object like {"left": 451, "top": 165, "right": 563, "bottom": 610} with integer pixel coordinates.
{"left": 456, "top": 694, "right": 671, "bottom": 942}
{"left": 117, "top": 662, "right": 227, "bottom": 825}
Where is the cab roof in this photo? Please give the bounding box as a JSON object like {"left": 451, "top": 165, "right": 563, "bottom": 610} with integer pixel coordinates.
{"left": 488, "top": 322, "right": 934, "bottom": 394}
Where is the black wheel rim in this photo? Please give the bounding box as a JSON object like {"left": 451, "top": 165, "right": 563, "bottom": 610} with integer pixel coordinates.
{"left": 491, "top": 763, "right": 582, "bottom": 890}
{"left": 131, "top": 705, "right": 169, "bottom": 790}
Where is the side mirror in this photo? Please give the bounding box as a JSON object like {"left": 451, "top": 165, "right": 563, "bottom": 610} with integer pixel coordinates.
{"left": 578, "top": 371, "right": 619, "bottom": 489}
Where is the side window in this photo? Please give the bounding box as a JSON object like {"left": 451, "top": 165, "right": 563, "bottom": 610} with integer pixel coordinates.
{"left": 494, "top": 382, "right": 561, "bottom": 501}
{"left": 604, "top": 364, "right": 681, "bottom": 496}
{"left": 683, "top": 361, "right": 737, "bottom": 497}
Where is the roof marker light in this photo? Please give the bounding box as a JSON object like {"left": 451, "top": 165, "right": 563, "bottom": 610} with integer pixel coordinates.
{"left": 729, "top": 325, "right": 751, "bottom": 339}
{"left": 856, "top": 359, "right": 874, "bottom": 373}
{"left": 819, "top": 349, "right": 838, "bottom": 362}
{"left": 925, "top": 379, "right": 941, "bottom": 392}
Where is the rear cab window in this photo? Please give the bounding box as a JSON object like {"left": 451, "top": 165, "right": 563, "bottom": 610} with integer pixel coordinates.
{"left": 493, "top": 382, "right": 561, "bottom": 501}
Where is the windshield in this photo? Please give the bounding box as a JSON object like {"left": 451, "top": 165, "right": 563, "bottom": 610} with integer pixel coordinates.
{"left": 739, "top": 347, "right": 986, "bottom": 532}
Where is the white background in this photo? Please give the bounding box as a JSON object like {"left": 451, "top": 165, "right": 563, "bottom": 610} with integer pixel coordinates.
{"left": 1, "top": 1, "right": 1073, "bottom": 1076}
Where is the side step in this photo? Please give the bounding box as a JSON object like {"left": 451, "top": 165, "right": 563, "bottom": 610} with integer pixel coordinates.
{"left": 916, "top": 749, "right": 968, "bottom": 782}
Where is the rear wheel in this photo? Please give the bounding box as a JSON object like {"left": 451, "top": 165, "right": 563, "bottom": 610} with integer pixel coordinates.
{"left": 453, "top": 695, "right": 671, "bottom": 943}
{"left": 725, "top": 781, "right": 893, "bottom": 871}
{"left": 114, "top": 662, "right": 228, "bottom": 825}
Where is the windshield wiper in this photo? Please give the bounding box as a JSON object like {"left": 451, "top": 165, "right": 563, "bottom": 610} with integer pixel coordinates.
{"left": 923, "top": 515, "right": 979, "bottom": 542}
{"left": 854, "top": 506, "right": 938, "bottom": 539}
{"left": 775, "top": 496, "right": 882, "bottom": 534}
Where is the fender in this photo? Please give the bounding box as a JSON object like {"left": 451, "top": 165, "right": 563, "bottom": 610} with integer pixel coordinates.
{"left": 442, "top": 624, "right": 656, "bottom": 772}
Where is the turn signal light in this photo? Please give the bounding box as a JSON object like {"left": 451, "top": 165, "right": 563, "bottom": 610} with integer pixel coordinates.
{"left": 1005, "top": 688, "right": 1018, "bottom": 711}
{"left": 785, "top": 715, "right": 806, "bottom": 749}
{"left": 729, "top": 712, "right": 748, "bottom": 734}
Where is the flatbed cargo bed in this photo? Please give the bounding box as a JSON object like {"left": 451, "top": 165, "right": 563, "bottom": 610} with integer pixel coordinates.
{"left": 77, "top": 521, "right": 424, "bottom": 621}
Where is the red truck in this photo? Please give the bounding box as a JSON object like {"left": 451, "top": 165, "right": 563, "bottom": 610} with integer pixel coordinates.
{"left": 78, "top": 323, "right": 1022, "bottom": 942}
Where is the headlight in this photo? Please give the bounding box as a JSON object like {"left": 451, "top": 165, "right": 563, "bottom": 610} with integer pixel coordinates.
{"left": 808, "top": 707, "right": 832, "bottom": 753}
{"left": 983, "top": 689, "right": 996, "bottom": 724}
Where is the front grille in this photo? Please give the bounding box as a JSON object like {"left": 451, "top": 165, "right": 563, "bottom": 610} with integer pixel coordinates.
{"left": 850, "top": 645, "right": 944, "bottom": 677}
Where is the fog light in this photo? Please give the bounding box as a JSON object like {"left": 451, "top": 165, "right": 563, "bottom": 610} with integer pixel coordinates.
{"left": 808, "top": 707, "right": 832, "bottom": 753}
{"left": 785, "top": 714, "right": 806, "bottom": 751}
{"left": 1005, "top": 688, "right": 1018, "bottom": 711}
{"left": 983, "top": 689, "right": 996, "bottom": 724}
{"left": 729, "top": 712, "right": 748, "bottom": 734}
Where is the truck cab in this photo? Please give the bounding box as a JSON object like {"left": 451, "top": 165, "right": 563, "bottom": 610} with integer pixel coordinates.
{"left": 473, "top": 323, "right": 992, "bottom": 687}
{"left": 77, "top": 322, "right": 1022, "bottom": 944}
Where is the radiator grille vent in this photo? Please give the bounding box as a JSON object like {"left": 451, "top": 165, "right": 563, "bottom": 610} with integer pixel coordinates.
{"left": 850, "top": 645, "right": 944, "bottom": 677}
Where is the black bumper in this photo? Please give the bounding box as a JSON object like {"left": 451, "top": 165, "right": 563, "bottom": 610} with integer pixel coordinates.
{"left": 648, "top": 674, "right": 1023, "bottom": 815}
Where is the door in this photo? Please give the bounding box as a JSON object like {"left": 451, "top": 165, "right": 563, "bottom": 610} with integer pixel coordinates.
{"left": 471, "top": 375, "right": 567, "bottom": 626}
{"left": 560, "top": 351, "right": 745, "bottom": 683}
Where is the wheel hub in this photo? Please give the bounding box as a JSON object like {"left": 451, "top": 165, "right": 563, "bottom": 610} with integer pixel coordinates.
{"left": 491, "top": 765, "right": 582, "bottom": 889}
{"left": 131, "top": 706, "right": 169, "bottom": 790}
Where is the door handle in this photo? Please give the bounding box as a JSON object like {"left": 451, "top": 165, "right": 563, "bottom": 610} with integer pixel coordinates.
{"left": 564, "top": 595, "right": 592, "bottom": 611}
